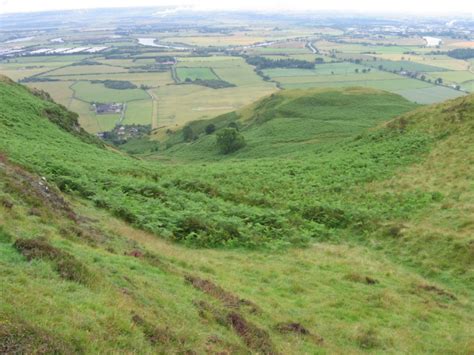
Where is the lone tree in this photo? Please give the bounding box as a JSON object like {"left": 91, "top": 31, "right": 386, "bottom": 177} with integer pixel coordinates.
{"left": 216, "top": 128, "right": 246, "bottom": 154}
{"left": 183, "top": 125, "right": 196, "bottom": 142}
{"left": 205, "top": 123, "right": 216, "bottom": 134}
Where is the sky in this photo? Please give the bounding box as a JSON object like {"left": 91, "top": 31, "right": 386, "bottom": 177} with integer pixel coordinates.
{"left": 0, "top": 0, "right": 472, "bottom": 15}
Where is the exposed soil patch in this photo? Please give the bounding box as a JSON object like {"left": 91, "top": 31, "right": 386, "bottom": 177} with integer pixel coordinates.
{"left": 205, "top": 334, "right": 246, "bottom": 354}
{"left": 276, "top": 322, "right": 309, "bottom": 335}
{"left": 345, "top": 273, "right": 379, "bottom": 285}
{"left": 185, "top": 275, "right": 260, "bottom": 312}
{"left": 0, "top": 197, "right": 13, "bottom": 209}
{"left": 193, "top": 300, "right": 276, "bottom": 354}
{"left": 0, "top": 316, "right": 78, "bottom": 354}
{"left": 126, "top": 249, "right": 144, "bottom": 258}
{"left": 227, "top": 312, "right": 276, "bottom": 355}
{"left": 2, "top": 160, "right": 77, "bottom": 222}
{"left": 59, "top": 224, "right": 107, "bottom": 246}
{"left": 193, "top": 300, "right": 228, "bottom": 326}
{"left": 132, "top": 314, "right": 184, "bottom": 347}
{"left": 13, "top": 238, "right": 94, "bottom": 285}
{"left": 418, "top": 283, "right": 457, "bottom": 300}
{"left": 276, "top": 322, "right": 324, "bottom": 345}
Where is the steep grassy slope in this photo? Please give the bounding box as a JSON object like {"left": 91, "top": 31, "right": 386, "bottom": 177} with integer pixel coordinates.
{"left": 0, "top": 76, "right": 473, "bottom": 352}
{"left": 1, "top": 154, "right": 473, "bottom": 354}
{"left": 0, "top": 81, "right": 424, "bottom": 249}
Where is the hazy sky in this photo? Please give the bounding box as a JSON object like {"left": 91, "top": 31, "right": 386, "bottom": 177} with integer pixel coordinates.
{"left": 0, "top": 0, "right": 472, "bottom": 15}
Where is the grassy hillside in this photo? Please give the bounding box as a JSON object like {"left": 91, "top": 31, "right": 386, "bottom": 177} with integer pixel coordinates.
{"left": 0, "top": 75, "right": 473, "bottom": 353}
{"left": 157, "top": 87, "right": 418, "bottom": 159}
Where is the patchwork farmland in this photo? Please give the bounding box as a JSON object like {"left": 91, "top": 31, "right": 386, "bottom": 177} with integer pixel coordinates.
{"left": 1, "top": 15, "right": 472, "bottom": 135}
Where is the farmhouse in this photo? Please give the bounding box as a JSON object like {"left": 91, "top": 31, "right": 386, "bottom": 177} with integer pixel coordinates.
{"left": 92, "top": 103, "right": 124, "bottom": 114}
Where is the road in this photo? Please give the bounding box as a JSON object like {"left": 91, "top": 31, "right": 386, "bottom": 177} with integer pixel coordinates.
{"left": 307, "top": 42, "right": 318, "bottom": 54}
{"left": 148, "top": 90, "right": 159, "bottom": 130}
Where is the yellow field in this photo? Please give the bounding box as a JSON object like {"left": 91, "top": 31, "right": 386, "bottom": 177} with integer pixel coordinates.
{"left": 153, "top": 81, "right": 276, "bottom": 128}
{"left": 26, "top": 81, "right": 75, "bottom": 107}
{"left": 162, "top": 34, "right": 267, "bottom": 46}
{"left": 46, "top": 71, "right": 174, "bottom": 87}
{"left": 340, "top": 36, "right": 426, "bottom": 46}
{"left": 312, "top": 27, "right": 344, "bottom": 35}
{"left": 123, "top": 99, "right": 153, "bottom": 126}
{"left": 271, "top": 40, "right": 307, "bottom": 49}
{"left": 0, "top": 68, "right": 47, "bottom": 81}
{"left": 443, "top": 40, "right": 474, "bottom": 48}
{"left": 45, "top": 64, "right": 128, "bottom": 76}
{"left": 154, "top": 55, "right": 280, "bottom": 131}
{"left": 177, "top": 56, "right": 240, "bottom": 66}
{"left": 94, "top": 58, "right": 143, "bottom": 67}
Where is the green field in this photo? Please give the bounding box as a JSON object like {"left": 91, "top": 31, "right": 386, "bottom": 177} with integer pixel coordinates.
{"left": 176, "top": 67, "right": 218, "bottom": 81}
{"left": 262, "top": 63, "right": 466, "bottom": 103}
{"left": 264, "top": 63, "right": 367, "bottom": 77}
{"left": 375, "top": 54, "right": 470, "bottom": 71}
{"left": 123, "top": 99, "right": 153, "bottom": 126}
{"left": 426, "top": 70, "right": 474, "bottom": 87}
{"left": 71, "top": 81, "right": 150, "bottom": 103}
{"left": 395, "top": 86, "right": 466, "bottom": 104}
{"left": 372, "top": 60, "right": 448, "bottom": 72}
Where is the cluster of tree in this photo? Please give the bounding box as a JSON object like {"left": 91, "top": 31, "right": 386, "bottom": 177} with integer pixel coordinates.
{"left": 104, "top": 54, "right": 132, "bottom": 60}
{"left": 354, "top": 68, "right": 371, "bottom": 73}
{"left": 216, "top": 128, "right": 246, "bottom": 154}
{"left": 205, "top": 123, "right": 216, "bottom": 134}
{"left": 101, "top": 124, "right": 151, "bottom": 145}
{"left": 19, "top": 77, "right": 59, "bottom": 83}
{"left": 182, "top": 125, "right": 197, "bottom": 142}
{"left": 182, "top": 121, "right": 246, "bottom": 154}
{"left": 183, "top": 78, "right": 236, "bottom": 89}
{"left": 128, "top": 64, "right": 171, "bottom": 73}
{"left": 72, "top": 60, "right": 102, "bottom": 66}
{"left": 245, "top": 56, "right": 315, "bottom": 70}
{"left": 447, "top": 48, "right": 474, "bottom": 60}
{"left": 155, "top": 56, "right": 175, "bottom": 63}
{"left": 91, "top": 80, "right": 137, "bottom": 90}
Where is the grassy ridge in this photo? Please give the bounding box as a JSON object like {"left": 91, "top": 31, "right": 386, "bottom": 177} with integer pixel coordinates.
{"left": 160, "top": 87, "right": 418, "bottom": 158}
